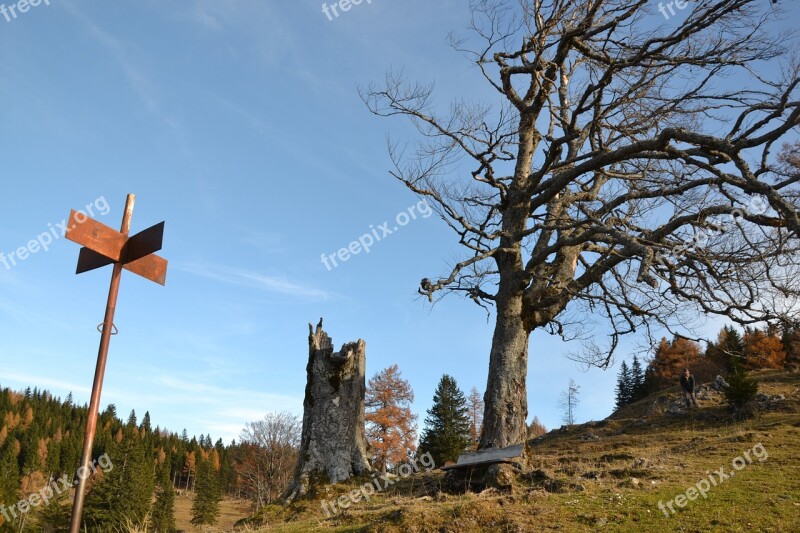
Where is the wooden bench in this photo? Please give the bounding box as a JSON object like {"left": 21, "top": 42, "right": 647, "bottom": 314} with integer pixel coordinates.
{"left": 441, "top": 443, "right": 525, "bottom": 471}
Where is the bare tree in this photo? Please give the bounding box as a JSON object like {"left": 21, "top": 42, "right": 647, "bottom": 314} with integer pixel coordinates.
{"left": 237, "top": 412, "right": 300, "bottom": 510}
{"left": 364, "top": 0, "right": 800, "bottom": 448}
{"left": 467, "top": 387, "right": 484, "bottom": 447}
{"left": 558, "top": 380, "right": 580, "bottom": 426}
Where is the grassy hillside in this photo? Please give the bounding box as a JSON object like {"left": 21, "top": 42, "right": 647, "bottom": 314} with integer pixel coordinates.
{"left": 234, "top": 370, "right": 800, "bottom": 532}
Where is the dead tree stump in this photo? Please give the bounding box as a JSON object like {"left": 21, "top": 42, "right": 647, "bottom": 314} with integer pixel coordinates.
{"left": 283, "top": 319, "right": 372, "bottom": 502}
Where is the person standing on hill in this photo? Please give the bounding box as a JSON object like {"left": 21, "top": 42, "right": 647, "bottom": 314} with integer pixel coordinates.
{"left": 680, "top": 368, "right": 699, "bottom": 409}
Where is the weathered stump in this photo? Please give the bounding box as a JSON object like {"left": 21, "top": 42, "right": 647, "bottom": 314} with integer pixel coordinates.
{"left": 283, "top": 319, "right": 372, "bottom": 502}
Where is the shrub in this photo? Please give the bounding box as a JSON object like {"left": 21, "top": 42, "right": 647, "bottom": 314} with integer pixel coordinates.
{"left": 723, "top": 367, "right": 758, "bottom": 409}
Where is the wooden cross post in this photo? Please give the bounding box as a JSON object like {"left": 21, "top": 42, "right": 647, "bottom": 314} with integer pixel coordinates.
{"left": 64, "top": 194, "right": 167, "bottom": 533}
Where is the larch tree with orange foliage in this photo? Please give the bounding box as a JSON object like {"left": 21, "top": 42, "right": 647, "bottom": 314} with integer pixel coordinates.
{"left": 184, "top": 451, "right": 197, "bottom": 491}
{"left": 527, "top": 416, "right": 547, "bottom": 439}
{"left": 743, "top": 327, "right": 786, "bottom": 370}
{"left": 646, "top": 336, "right": 702, "bottom": 389}
{"left": 365, "top": 365, "right": 417, "bottom": 472}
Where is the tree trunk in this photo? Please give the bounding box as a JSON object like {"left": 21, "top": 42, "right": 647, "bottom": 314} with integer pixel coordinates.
{"left": 786, "top": 330, "right": 800, "bottom": 372}
{"left": 479, "top": 292, "right": 530, "bottom": 449}
{"left": 283, "top": 319, "right": 372, "bottom": 502}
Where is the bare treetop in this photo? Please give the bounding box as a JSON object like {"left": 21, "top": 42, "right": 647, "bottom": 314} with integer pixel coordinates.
{"left": 365, "top": 0, "right": 800, "bottom": 361}
{"left": 364, "top": 0, "right": 800, "bottom": 448}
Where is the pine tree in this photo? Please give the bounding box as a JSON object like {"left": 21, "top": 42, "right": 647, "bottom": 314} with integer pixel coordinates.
{"left": 0, "top": 442, "right": 19, "bottom": 522}
{"left": 103, "top": 403, "right": 118, "bottom": 422}
{"left": 0, "top": 385, "right": 241, "bottom": 533}
{"left": 84, "top": 433, "right": 154, "bottom": 530}
{"left": 713, "top": 325, "right": 745, "bottom": 372}
{"left": 630, "top": 355, "right": 645, "bottom": 402}
{"left": 150, "top": 467, "right": 176, "bottom": 533}
{"left": 365, "top": 365, "right": 418, "bottom": 471}
{"left": 191, "top": 460, "right": 222, "bottom": 526}
{"left": 724, "top": 365, "right": 759, "bottom": 409}
{"left": 418, "top": 375, "right": 471, "bottom": 466}
{"left": 127, "top": 409, "right": 138, "bottom": 428}
{"left": 141, "top": 411, "right": 153, "bottom": 434}
{"left": 783, "top": 324, "right": 800, "bottom": 372}
{"left": 614, "top": 361, "right": 632, "bottom": 410}
{"left": 39, "top": 489, "right": 71, "bottom": 532}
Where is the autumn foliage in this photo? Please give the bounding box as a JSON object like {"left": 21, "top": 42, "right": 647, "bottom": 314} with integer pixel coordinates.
{"left": 365, "top": 365, "right": 418, "bottom": 472}
{"left": 646, "top": 336, "right": 704, "bottom": 389}
{"left": 743, "top": 327, "right": 786, "bottom": 370}
{"left": 644, "top": 323, "right": 798, "bottom": 395}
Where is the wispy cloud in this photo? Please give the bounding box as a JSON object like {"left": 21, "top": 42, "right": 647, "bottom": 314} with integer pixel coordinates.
{"left": 60, "top": 2, "right": 187, "bottom": 144}
{"left": 136, "top": 376, "right": 303, "bottom": 441}
{"left": 235, "top": 226, "right": 286, "bottom": 253}
{"left": 186, "top": 4, "right": 222, "bottom": 31}
{"left": 62, "top": 3, "right": 157, "bottom": 113}
{"left": 176, "top": 262, "right": 334, "bottom": 300}
{"left": 135, "top": 375, "right": 300, "bottom": 409}
{"left": 2, "top": 372, "right": 91, "bottom": 395}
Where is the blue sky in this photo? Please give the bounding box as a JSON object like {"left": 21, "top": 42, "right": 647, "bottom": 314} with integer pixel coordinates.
{"left": 1, "top": 1, "right": 797, "bottom": 444}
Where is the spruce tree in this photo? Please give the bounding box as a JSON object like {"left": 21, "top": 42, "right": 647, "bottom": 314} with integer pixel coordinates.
{"left": 127, "top": 409, "right": 138, "bottom": 428}
{"left": 724, "top": 365, "right": 759, "bottom": 409}
{"left": 0, "top": 443, "right": 19, "bottom": 516}
{"left": 84, "top": 433, "right": 154, "bottom": 530}
{"left": 614, "top": 361, "right": 632, "bottom": 410}
{"left": 418, "top": 375, "right": 471, "bottom": 466}
{"left": 630, "top": 355, "right": 645, "bottom": 402}
{"left": 781, "top": 325, "right": 800, "bottom": 372}
{"left": 150, "top": 467, "right": 176, "bottom": 533}
{"left": 39, "top": 489, "right": 72, "bottom": 532}
{"left": 191, "top": 460, "right": 222, "bottom": 526}
{"left": 141, "top": 411, "right": 153, "bottom": 435}
{"left": 717, "top": 325, "right": 745, "bottom": 372}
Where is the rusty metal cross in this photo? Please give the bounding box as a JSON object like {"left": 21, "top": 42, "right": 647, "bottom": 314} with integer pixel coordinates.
{"left": 64, "top": 193, "right": 167, "bottom": 533}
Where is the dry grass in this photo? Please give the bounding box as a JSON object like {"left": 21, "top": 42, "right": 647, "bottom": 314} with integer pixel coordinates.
{"left": 172, "top": 492, "right": 253, "bottom": 532}
{"left": 240, "top": 369, "right": 800, "bottom": 532}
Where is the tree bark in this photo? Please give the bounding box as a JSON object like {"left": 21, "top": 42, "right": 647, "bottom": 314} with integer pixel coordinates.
{"left": 786, "top": 330, "right": 800, "bottom": 372}
{"left": 283, "top": 319, "right": 372, "bottom": 502}
{"left": 479, "top": 291, "right": 530, "bottom": 449}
